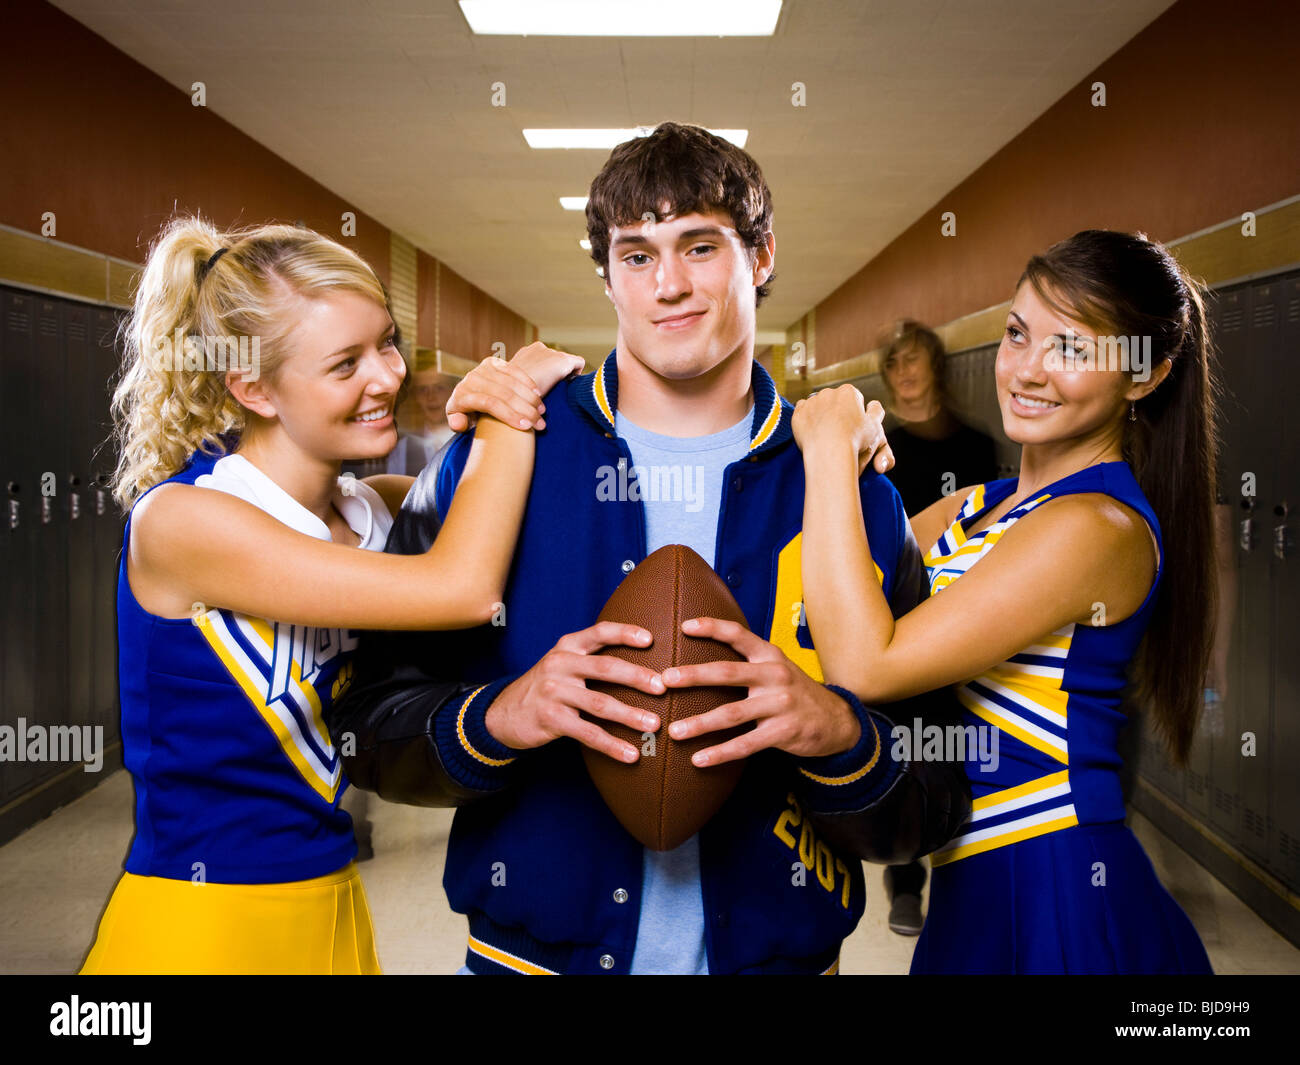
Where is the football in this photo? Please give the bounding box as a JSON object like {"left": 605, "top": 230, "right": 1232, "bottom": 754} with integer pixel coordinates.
{"left": 583, "top": 544, "right": 752, "bottom": 851}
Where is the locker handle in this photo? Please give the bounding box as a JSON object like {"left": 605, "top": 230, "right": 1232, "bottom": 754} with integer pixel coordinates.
{"left": 93, "top": 473, "right": 110, "bottom": 517}
{"left": 1239, "top": 515, "right": 1255, "bottom": 553}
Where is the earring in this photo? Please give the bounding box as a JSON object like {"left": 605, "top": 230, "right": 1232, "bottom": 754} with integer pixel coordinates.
{"left": 1128, "top": 401, "right": 1137, "bottom": 422}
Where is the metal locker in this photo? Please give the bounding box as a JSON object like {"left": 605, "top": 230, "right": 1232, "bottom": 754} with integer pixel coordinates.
{"left": 1196, "top": 286, "right": 1237, "bottom": 834}
{"left": 1139, "top": 657, "right": 1185, "bottom": 802}
{"left": 1199, "top": 286, "right": 1237, "bottom": 819}
{"left": 2, "top": 289, "right": 40, "bottom": 797}
{"left": 32, "top": 297, "right": 71, "bottom": 786}
{"left": 948, "top": 351, "right": 966, "bottom": 415}
{"left": 91, "top": 308, "right": 122, "bottom": 745}
{"left": 953, "top": 348, "right": 974, "bottom": 420}
{"left": 1141, "top": 284, "right": 1252, "bottom": 811}
{"left": 1268, "top": 272, "right": 1300, "bottom": 890}
{"left": 1202, "top": 285, "right": 1247, "bottom": 833}
{"left": 65, "top": 301, "right": 94, "bottom": 745}
{"left": 1140, "top": 715, "right": 1183, "bottom": 803}
{"left": 0, "top": 292, "right": 10, "bottom": 802}
{"left": 1234, "top": 279, "right": 1280, "bottom": 864}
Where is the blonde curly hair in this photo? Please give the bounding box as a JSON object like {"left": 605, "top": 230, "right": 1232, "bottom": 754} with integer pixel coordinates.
{"left": 110, "top": 216, "right": 392, "bottom": 509}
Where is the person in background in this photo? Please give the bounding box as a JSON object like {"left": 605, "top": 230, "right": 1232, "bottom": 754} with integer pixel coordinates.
{"left": 876, "top": 320, "right": 999, "bottom": 935}
{"left": 880, "top": 320, "right": 1000, "bottom": 515}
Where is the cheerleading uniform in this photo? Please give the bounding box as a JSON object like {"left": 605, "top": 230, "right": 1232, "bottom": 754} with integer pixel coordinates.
{"left": 81, "top": 449, "right": 391, "bottom": 974}
{"left": 910, "top": 461, "right": 1212, "bottom": 974}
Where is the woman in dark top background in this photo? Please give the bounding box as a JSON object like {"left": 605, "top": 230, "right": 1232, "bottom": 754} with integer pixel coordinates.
{"left": 878, "top": 319, "right": 1000, "bottom": 934}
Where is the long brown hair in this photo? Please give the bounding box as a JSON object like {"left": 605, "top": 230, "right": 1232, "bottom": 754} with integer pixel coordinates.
{"left": 1020, "top": 230, "right": 1220, "bottom": 765}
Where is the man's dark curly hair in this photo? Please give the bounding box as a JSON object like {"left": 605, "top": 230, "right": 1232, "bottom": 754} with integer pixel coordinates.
{"left": 585, "top": 122, "right": 775, "bottom": 306}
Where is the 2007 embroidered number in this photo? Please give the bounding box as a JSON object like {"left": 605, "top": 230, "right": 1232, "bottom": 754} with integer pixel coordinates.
{"left": 773, "top": 792, "right": 851, "bottom": 908}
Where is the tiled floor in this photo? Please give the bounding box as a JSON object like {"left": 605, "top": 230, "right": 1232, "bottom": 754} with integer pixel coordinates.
{"left": 3, "top": 768, "right": 1297, "bottom": 974}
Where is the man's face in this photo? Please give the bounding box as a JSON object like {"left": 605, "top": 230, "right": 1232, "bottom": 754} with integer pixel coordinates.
{"left": 604, "top": 206, "right": 774, "bottom": 381}
{"left": 882, "top": 342, "right": 937, "bottom": 406}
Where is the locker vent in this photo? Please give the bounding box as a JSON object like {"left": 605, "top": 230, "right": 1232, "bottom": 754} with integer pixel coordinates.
{"left": 7, "top": 309, "right": 29, "bottom": 333}
{"left": 1188, "top": 770, "right": 1206, "bottom": 796}
{"left": 1243, "top": 806, "right": 1266, "bottom": 839}
{"left": 1251, "top": 302, "right": 1276, "bottom": 329}
{"left": 1220, "top": 308, "right": 1244, "bottom": 332}
{"left": 1213, "top": 785, "right": 1235, "bottom": 814}
{"left": 1288, "top": 297, "right": 1299, "bottom": 324}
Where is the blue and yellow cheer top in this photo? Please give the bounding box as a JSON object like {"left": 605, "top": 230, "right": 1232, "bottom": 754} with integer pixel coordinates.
{"left": 117, "top": 450, "right": 392, "bottom": 884}
{"left": 912, "top": 460, "right": 1211, "bottom": 974}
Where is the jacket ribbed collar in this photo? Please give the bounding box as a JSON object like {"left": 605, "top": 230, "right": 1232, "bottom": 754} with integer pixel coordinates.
{"left": 567, "top": 348, "right": 791, "bottom": 457}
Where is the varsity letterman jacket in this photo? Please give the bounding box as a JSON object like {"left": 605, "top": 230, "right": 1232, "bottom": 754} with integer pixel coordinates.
{"left": 326, "top": 353, "right": 970, "bottom": 975}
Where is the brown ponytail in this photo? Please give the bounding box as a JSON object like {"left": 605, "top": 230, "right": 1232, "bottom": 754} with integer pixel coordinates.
{"left": 1021, "top": 230, "right": 1221, "bottom": 765}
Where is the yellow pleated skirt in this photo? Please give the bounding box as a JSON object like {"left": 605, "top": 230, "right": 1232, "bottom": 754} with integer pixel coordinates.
{"left": 79, "top": 863, "right": 381, "bottom": 975}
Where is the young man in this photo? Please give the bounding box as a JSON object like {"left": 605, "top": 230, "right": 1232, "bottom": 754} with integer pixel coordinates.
{"left": 327, "top": 122, "right": 970, "bottom": 975}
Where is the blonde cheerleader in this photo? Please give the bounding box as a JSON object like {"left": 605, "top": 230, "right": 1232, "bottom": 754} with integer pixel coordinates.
{"left": 80, "top": 217, "right": 581, "bottom": 974}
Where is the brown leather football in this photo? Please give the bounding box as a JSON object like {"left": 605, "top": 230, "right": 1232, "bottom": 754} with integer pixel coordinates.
{"left": 582, "top": 544, "right": 751, "bottom": 851}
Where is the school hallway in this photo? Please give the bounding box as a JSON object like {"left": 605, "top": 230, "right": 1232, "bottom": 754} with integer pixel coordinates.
{"left": 3, "top": 0, "right": 1300, "bottom": 1005}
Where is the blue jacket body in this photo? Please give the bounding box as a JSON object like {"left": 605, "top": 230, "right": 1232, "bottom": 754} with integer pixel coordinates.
{"left": 328, "top": 353, "right": 970, "bottom": 974}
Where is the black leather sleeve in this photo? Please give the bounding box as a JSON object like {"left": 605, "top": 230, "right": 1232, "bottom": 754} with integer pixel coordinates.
{"left": 327, "top": 657, "right": 500, "bottom": 808}
{"left": 325, "top": 452, "right": 512, "bottom": 808}
{"left": 804, "top": 520, "right": 972, "bottom": 864}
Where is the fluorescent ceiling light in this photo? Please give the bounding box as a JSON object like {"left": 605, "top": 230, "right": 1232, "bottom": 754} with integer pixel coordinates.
{"left": 560, "top": 196, "right": 588, "bottom": 210}
{"left": 460, "top": 0, "right": 781, "bottom": 37}
{"left": 526, "top": 128, "right": 748, "bottom": 149}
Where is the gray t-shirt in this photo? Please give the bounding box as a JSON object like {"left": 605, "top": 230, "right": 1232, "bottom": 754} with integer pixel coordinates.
{"left": 458, "top": 404, "right": 753, "bottom": 974}
{"left": 616, "top": 406, "right": 754, "bottom": 975}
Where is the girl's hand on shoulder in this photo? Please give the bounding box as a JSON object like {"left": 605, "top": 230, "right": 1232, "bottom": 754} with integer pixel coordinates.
{"left": 508, "top": 341, "right": 586, "bottom": 395}
{"left": 793, "top": 385, "right": 894, "bottom": 475}
{"left": 445, "top": 343, "right": 585, "bottom": 433}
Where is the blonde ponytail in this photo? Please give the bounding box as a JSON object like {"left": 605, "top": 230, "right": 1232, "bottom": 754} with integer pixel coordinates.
{"left": 111, "top": 216, "right": 389, "bottom": 508}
